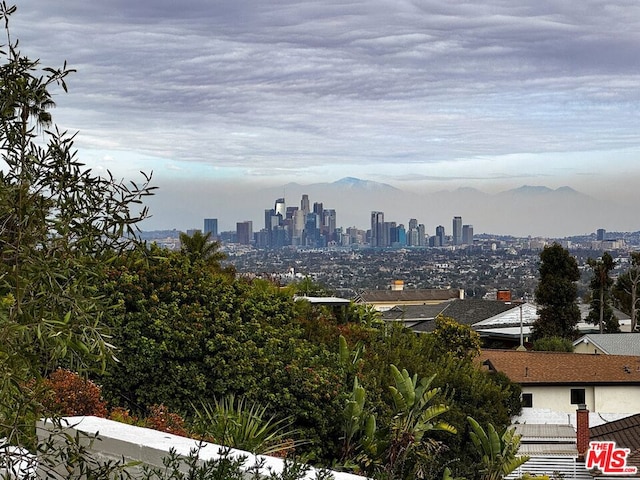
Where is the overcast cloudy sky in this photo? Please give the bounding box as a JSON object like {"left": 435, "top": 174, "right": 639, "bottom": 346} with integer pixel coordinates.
{"left": 12, "top": 1, "right": 640, "bottom": 234}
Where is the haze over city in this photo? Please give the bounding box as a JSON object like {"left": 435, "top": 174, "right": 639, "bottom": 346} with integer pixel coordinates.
{"left": 14, "top": 2, "right": 640, "bottom": 237}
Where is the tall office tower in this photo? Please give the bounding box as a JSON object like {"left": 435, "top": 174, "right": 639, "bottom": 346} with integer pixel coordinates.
{"left": 292, "top": 209, "right": 305, "bottom": 241}
{"left": 300, "top": 194, "right": 310, "bottom": 216}
{"left": 285, "top": 206, "right": 297, "bottom": 221}
{"left": 274, "top": 198, "right": 286, "bottom": 218}
{"left": 323, "top": 209, "right": 336, "bottom": 240}
{"left": 304, "top": 212, "right": 320, "bottom": 246}
{"left": 452, "top": 216, "right": 462, "bottom": 245}
{"left": 408, "top": 218, "right": 418, "bottom": 230}
{"left": 236, "top": 221, "right": 253, "bottom": 245}
{"left": 435, "top": 225, "right": 445, "bottom": 247}
{"left": 313, "top": 202, "right": 323, "bottom": 220}
{"left": 203, "top": 218, "right": 218, "bottom": 238}
{"left": 418, "top": 224, "right": 426, "bottom": 246}
{"left": 264, "top": 209, "right": 274, "bottom": 231}
{"left": 370, "top": 211, "right": 384, "bottom": 247}
{"left": 462, "top": 224, "right": 474, "bottom": 245}
{"left": 393, "top": 224, "right": 406, "bottom": 246}
{"left": 408, "top": 228, "right": 419, "bottom": 246}
{"left": 597, "top": 228, "right": 606, "bottom": 241}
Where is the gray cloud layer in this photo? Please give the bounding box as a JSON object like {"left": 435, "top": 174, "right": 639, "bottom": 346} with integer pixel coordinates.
{"left": 8, "top": 1, "right": 640, "bottom": 233}
{"left": 15, "top": 1, "right": 640, "bottom": 164}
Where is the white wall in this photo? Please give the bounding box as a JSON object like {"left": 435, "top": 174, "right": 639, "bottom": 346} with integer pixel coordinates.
{"left": 522, "top": 385, "right": 640, "bottom": 414}
{"left": 37, "top": 416, "right": 369, "bottom": 480}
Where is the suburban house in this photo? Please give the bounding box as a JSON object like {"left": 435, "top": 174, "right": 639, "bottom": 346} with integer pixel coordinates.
{"left": 354, "top": 284, "right": 463, "bottom": 311}
{"left": 479, "top": 350, "right": 640, "bottom": 414}
{"left": 573, "top": 333, "right": 640, "bottom": 355}
{"left": 380, "top": 298, "right": 520, "bottom": 332}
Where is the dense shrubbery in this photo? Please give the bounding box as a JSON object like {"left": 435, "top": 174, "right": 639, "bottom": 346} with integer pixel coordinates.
{"left": 93, "top": 244, "right": 521, "bottom": 479}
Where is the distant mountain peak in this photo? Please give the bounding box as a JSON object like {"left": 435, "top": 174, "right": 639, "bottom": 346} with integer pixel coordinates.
{"left": 555, "top": 186, "right": 579, "bottom": 194}
{"left": 501, "top": 185, "right": 586, "bottom": 197}
{"left": 332, "top": 177, "right": 399, "bottom": 191}
{"left": 508, "top": 185, "right": 554, "bottom": 195}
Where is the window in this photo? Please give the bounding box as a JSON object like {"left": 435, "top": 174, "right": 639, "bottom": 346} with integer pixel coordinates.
{"left": 571, "top": 388, "right": 585, "bottom": 405}
{"left": 522, "top": 393, "right": 533, "bottom": 408}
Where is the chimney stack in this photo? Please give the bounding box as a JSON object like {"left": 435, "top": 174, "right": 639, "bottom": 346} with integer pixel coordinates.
{"left": 576, "top": 404, "right": 590, "bottom": 461}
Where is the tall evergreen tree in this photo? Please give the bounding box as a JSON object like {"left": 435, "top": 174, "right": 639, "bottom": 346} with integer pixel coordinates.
{"left": 613, "top": 252, "right": 640, "bottom": 331}
{"left": 587, "top": 252, "right": 618, "bottom": 333}
{"left": 533, "top": 243, "right": 581, "bottom": 339}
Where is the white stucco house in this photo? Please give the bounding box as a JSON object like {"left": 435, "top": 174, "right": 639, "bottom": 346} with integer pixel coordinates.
{"left": 479, "top": 349, "right": 640, "bottom": 414}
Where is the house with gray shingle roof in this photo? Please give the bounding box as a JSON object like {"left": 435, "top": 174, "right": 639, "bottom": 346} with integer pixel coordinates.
{"left": 354, "top": 288, "right": 463, "bottom": 311}
{"left": 479, "top": 350, "right": 640, "bottom": 414}
{"left": 380, "top": 299, "right": 519, "bottom": 332}
{"left": 573, "top": 333, "right": 640, "bottom": 356}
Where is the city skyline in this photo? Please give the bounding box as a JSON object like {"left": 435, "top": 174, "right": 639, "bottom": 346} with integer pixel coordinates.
{"left": 14, "top": 3, "right": 640, "bottom": 235}
{"left": 170, "top": 178, "right": 632, "bottom": 239}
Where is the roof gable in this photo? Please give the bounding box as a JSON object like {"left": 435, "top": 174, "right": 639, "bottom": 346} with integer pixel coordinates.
{"left": 573, "top": 333, "right": 640, "bottom": 356}
{"left": 356, "top": 288, "right": 462, "bottom": 303}
{"left": 479, "top": 350, "right": 640, "bottom": 384}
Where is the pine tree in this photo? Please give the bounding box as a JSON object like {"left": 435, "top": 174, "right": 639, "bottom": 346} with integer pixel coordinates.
{"left": 533, "top": 243, "right": 581, "bottom": 339}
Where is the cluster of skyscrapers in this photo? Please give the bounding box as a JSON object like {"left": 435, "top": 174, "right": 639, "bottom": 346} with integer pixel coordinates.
{"left": 205, "top": 195, "right": 474, "bottom": 248}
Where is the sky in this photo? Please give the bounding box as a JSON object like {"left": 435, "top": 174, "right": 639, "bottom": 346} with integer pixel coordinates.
{"left": 10, "top": 1, "right": 640, "bottom": 235}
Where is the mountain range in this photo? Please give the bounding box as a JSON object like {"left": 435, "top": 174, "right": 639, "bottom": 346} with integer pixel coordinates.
{"left": 257, "top": 178, "right": 625, "bottom": 238}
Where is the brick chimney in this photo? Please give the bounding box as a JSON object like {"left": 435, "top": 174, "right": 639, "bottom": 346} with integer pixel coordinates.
{"left": 576, "top": 404, "right": 590, "bottom": 461}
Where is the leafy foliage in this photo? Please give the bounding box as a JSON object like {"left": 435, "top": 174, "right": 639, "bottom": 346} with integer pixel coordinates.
{"left": 432, "top": 316, "right": 481, "bottom": 359}
{"left": 0, "top": 3, "right": 154, "bottom": 446}
{"left": 191, "top": 395, "right": 303, "bottom": 456}
{"left": 533, "top": 243, "right": 581, "bottom": 339}
{"left": 532, "top": 336, "right": 574, "bottom": 352}
{"left": 467, "top": 417, "right": 529, "bottom": 480}
{"left": 586, "top": 252, "right": 618, "bottom": 333}
{"left": 613, "top": 252, "right": 640, "bottom": 331}
{"left": 42, "top": 368, "right": 108, "bottom": 417}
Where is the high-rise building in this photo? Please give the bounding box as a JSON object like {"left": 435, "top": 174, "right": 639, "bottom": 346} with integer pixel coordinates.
{"left": 370, "top": 211, "right": 384, "bottom": 247}
{"left": 313, "top": 202, "right": 323, "bottom": 220}
{"left": 418, "top": 224, "right": 426, "bottom": 246}
{"left": 323, "top": 209, "right": 336, "bottom": 241}
{"left": 453, "top": 216, "right": 462, "bottom": 246}
{"left": 435, "top": 225, "right": 445, "bottom": 247}
{"left": 236, "top": 221, "right": 253, "bottom": 245}
{"left": 203, "top": 218, "right": 218, "bottom": 238}
{"left": 597, "top": 228, "right": 606, "bottom": 241}
{"left": 300, "top": 194, "right": 310, "bottom": 216}
{"left": 274, "top": 198, "right": 286, "bottom": 218}
{"left": 462, "top": 224, "right": 474, "bottom": 245}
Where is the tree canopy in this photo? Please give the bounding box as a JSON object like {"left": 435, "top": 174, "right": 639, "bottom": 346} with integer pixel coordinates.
{"left": 586, "top": 252, "right": 618, "bottom": 333}
{"left": 533, "top": 243, "right": 581, "bottom": 339}
{"left": 0, "top": 3, "right": 154, "bottom": 445}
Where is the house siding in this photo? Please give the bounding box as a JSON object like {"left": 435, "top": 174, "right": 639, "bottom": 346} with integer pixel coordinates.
{"left": 522, "top": 385, "right": 640, "bottom": 414}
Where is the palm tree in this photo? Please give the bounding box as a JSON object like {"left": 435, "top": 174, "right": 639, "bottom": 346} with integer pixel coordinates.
{"left": 179, "top": 230, "right": 226, "bottom": 266}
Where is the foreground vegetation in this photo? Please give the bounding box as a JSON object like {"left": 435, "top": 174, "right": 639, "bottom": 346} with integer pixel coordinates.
{"left": 0, "top": 4, "right": 524, "bottom": 479}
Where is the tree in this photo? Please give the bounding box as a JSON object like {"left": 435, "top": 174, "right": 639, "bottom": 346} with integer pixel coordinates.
{"left": 533, "top": 243, "right": 581, "bottom": 339}
{"left": 613, "top": 252, "right": 640, "bottom": 331}
{"left": 432, "top": 315, "right": 481, "bottom": 359}
{"left": 0, "top": 3, "right": 154, "bottom": 443}
{"left": 179, "top": 230, "right": 226, "bottom": 267}
{"left": 586, "top": 252, "right": 618, "bottom": 333}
